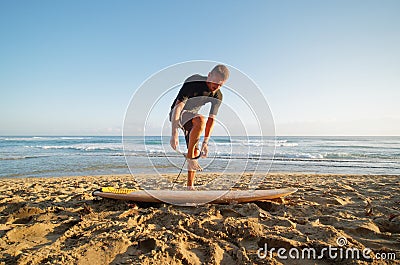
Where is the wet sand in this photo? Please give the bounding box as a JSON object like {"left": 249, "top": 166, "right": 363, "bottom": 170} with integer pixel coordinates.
{"left": 0, "top": 173, "right": 399, "bottom": 264}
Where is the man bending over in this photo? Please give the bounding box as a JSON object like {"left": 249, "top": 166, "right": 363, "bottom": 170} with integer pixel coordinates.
{"left": 169, "top": 64, "right": 229, "bottom": 189}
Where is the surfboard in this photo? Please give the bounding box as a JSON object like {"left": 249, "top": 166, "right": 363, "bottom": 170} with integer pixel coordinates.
{"left": 92, "top": 187, "right": 298, "bottom": 205}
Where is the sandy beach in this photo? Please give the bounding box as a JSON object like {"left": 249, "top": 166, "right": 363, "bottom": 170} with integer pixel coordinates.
{"left": 0, "top": 173, "right": 399, "bottom": 264}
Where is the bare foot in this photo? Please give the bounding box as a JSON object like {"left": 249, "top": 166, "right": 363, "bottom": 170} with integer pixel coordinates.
{"left": 187, "top": 159, "right": 203, "bottom": 171}
{"left": 187, "top": 186, "right": 196, "bottom": 191}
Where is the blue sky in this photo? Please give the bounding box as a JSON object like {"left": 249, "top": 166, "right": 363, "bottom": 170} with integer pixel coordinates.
{"left": 0, "top": 0, "right": 399, "bottom": 136}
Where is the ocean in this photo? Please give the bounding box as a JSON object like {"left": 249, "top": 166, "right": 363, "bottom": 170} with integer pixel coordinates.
{"left": 0, "top": 136, "right": 399, "bottom": 178}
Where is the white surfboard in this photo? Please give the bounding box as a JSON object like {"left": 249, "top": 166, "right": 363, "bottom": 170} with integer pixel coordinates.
{"left": 93, "top": 187, "right": 298, "bottom": 205}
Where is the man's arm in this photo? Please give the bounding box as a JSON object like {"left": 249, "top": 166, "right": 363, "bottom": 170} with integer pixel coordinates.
{"left": 203, "top": 114, "right": 216, "bottom": 143}
{"left": 205, "top": 93, "right": 222, "bottom": 143}
{"left": 170, "top": 100, "right": 185, "bottom": 150}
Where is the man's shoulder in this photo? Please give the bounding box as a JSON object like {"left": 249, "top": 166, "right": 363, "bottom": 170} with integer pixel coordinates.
{"left": 184, "top": 74, "right": 207, "bottom": 83}
{"left": 215, "top": 89, "right": 223, "bottom": 100}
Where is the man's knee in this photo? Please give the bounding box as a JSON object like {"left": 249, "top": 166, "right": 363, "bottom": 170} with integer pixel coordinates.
{"left": 192, "top": 115, "right": 206, "bottom": 128}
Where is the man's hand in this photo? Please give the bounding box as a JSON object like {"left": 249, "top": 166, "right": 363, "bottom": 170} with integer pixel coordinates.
{"left": 170, "top": 132, "right": 179, "bottom": 150}
{"left": 201, "top": 141, "right": 208, "bottom": 158}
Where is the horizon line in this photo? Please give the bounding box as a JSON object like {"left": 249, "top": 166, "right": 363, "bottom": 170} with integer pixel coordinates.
{"left": 1, "top": 135, "right": 400, "bottom": 137}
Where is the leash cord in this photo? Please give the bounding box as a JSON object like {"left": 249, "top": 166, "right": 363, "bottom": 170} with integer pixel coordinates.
{"left": 172, "top": 158, "right": 186, "bottom": 188}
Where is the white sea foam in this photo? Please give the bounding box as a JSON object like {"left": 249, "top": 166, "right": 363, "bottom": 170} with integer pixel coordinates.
{"left": 214, "top": 139, "right": 298, "bottom": 147}
{"left": 275, "top": 142, "right": 299, "bottom": 147}
{"left": 275, "top": 152, "right": 324, "bottom": 159}
{"left": 1, "top": 136, "right": 92, "bottom": 141}
{"left": 146, "top": 149, "right": 164, "bottom": 154}
{"left": 3, "top": 137, "right": 43, "bottom": 141}
{"left": 0, "top": 155, "right": 47, "bottom": 160}
{"left": 60, "top": 137, "right": 92, "bottom": 140}
{"left": 34, "top": 143, "right": 123, "bottom": 151}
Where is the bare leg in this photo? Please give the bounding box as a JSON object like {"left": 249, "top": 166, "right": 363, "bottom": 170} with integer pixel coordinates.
{"left": 187, "top": 116, "right": 205, "bottom": 158}
{"left": 186, "top": 116, "right": 205, "bottom": 187}
{"left": 187, "top": 171, "right": 195, "bottom": 187}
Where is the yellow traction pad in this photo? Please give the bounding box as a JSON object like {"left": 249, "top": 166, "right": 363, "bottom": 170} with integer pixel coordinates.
{"left": 101, "top": 187, "right": 137, "bottom": 194}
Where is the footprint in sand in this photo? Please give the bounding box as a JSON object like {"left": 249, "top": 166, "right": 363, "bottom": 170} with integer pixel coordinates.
{"left": 6, "top": 206, "right": 45, "bottom": 224}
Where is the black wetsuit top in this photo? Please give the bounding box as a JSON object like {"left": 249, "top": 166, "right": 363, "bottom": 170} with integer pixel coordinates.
{"left": 169, "top": 74, "right": 223, "bottom": 119}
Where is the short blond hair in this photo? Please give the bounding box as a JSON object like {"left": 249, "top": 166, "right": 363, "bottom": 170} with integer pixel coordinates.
{"left": 211, "top": 64, "right": 230, "bottom": 80}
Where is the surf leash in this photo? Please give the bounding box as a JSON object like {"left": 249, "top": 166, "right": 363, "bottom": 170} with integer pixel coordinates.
{"left": 172, "top": 148, "right": 202, "bottom": 188}
{"left": 173, "top": 158, "right": 187, "bottom": 187}
{"left": 172, "top": 149, "right": 188, "bottom": 188}
{"left": 172, "top": 139, "right": 203, "bottom": 188}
